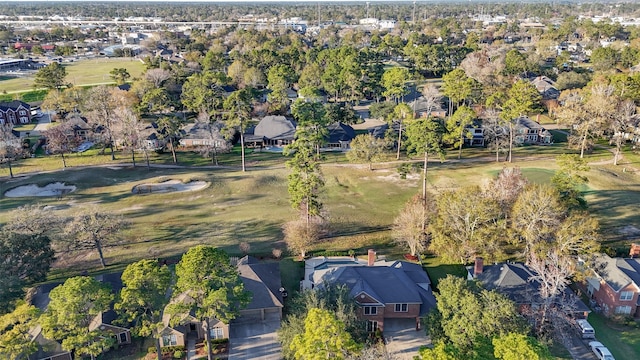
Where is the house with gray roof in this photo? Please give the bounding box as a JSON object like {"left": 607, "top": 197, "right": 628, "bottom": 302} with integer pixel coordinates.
{"left": 27, "top": 325, "right": 72, "bottom": 360}
{"left": 235, "top": 255, "right": 284, "bottom": 323}
{"left": 179, "top": 121, "right": 227, "bottom": 149}
{"left": 159, "top": 256, "right": 283, "bottom": 347}
{"left": 584, "top": 253, "right": 640, "bottom": 317}
{"left": 245, "top": 115, "right": 296, "bottom": 147}
{"left": 468, "top": 258, "right": 590, "bottom": 318}
{"left": 407, "top": 96, "right": 447, "bottom": 118}
{"left": 303, "top": 250, "right": 436, "bottom": 333}
{"left": 325, "top": 122, "right": 355, "bottom": 150}
{"left": 513, "top": 116, "right": 553, "bottom": 145}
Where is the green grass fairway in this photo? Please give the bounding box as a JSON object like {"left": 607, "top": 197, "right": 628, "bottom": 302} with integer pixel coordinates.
{"left": 0, "top": 58, "right": 145, "bottom": 93}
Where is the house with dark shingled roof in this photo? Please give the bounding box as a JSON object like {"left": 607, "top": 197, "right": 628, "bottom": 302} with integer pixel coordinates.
{"left": 303, "top": 250, "right": 436, "bottom": 333}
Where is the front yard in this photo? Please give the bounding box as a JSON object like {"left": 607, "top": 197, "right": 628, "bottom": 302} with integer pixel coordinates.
{"left": 588, "top": 312, "right": 640, "bottom": 360}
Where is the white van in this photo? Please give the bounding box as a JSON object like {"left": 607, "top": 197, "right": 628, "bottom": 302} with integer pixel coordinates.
{"left": 576, "top": 319, "right": 596, "bottom": 339}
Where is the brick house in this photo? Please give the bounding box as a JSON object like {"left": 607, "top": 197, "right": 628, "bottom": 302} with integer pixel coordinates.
{"left": 0, "top": 100, "right": 31, "bottom": 125}
{"left": 584, "top": 252, "right": 640, "bottom": 317}
{"left": 302, "top": 250, "right": 436, "bottom": 333}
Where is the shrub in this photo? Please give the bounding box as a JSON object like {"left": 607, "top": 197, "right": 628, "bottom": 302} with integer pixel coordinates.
{"left": 148, "top": 346, "right": 157, "bottom": 354}
{"left": 272, "top": 248, "right": 283, "bottom": 259}
{"left": 173, "top": 350, "right": 183, "bottom": 359}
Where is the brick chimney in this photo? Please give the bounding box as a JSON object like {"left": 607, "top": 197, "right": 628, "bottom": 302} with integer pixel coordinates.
{"left": 474, "top": 257, "right": 484, "bottom": 277}
{"left": 630, "top": 244, "right": 640, "bottom": 258}
{"left": 367, "top": 249, "right": 376, "bottom": 266}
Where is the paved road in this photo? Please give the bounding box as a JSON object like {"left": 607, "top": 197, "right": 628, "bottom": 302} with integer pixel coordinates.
{"left": 228, "top": 320, "right": 281, "bottom": 360}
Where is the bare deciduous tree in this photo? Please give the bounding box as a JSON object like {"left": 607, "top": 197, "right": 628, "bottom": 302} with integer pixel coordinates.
{"left": 63, "top": 207, "right": 129, "bottom": 268}
{"left": 511, "top": 185, "right": 565, "bottom": 254}
{"left": 392, "top": 194, "right": 435, "bottom": 256}
{"left": 482, "top": 108, "right": 510, "bottom": 162}
{"left": 610, "top": 100, "right": 639, "bottom": 166}
{"left": 43, "top": 123, "right": 81, "bottom": 169}
{"left": 145, "top": 68, "right": 172, "bottom": 88}
{"left": 0, "top": 125, "right": 25, "bottom": 178}
{"left": 484, "top": 167, "right": 528, "bottom": 217}
{"left": 283, "top": 216, "right": 327, "bottom": 259}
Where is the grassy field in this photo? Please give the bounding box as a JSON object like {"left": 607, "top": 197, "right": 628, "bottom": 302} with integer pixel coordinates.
{"left": 1, "top": 142, "right": 639, "bottom": 275}
{"left": 588, "top": 312, "right": 640, "bottom": 360}
{"left": 0, "top": 58, "right": 145, "bottom": 93}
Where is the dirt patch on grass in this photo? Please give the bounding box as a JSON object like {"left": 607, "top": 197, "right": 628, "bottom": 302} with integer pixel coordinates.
{"left": 132, "top": 180, "right": 209, "bottom": 194}
{"left": 4, "top": 182, "right": 76, "bottom": 197}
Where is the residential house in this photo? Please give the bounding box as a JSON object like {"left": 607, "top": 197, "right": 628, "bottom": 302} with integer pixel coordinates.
{"left": 325, "top": 122, "right": 355, "bottom": 150}
{"left": 468, "top": 258, "right": 590, "bottom": 319}
{"left": 407, "top": 96, "right": 447, "bottom": 118}
{"left": 141, "top": 122, "right": 166, "bottom": 151}
{"left": 464, "top": 121, "right": 485, "bottom": 147}
{"left": 530, "top": 76, "right": 560, "bottom": 100}
{"left": 159, "top": 256, "right": 283, "bottom": 346}
{"left": 89, "top": 309, "right": 132, "bottom": 347}
{"left": 302, "top": 250, "right": 437, "bottom": 333}
{"left": 584, "top": 251, "right": 640, "bottom": 317}
{"left": 159, "top": 292, "right": 230, "bottom": 347}
{"left": 235, "top": 255, "right": 284, "bottom": 323}
{"left": 27, "top": 325, "right": 72, "bottom": 360}
{"left": 179, "top": 121, "right": 227, "bottom": 148}
{"left": 513, "top": 116, "right": 553, "bottom": 145}
{"left": 0, "top": 100, "right": 31, "bottom": 126}
{"left": 245, "top": 115, "right": 296, "bottom": 147}
{"left": 64, "top": 113, "right": 92, "bottom": 141}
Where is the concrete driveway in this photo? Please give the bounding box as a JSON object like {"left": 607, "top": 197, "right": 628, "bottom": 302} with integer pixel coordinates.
{"left": 228, "top": 319, "right": 282, "bottom": 360}
{"left": 384, "top": 319, "right": 430, "bottom": 360}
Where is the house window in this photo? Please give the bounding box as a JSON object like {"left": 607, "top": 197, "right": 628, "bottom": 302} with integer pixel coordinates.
{"left": 119, "top": 332, "right": 127, "bottom": 343}
{"left": 366, "top": 320, "right": 378, "bottom": 332}
{"left": 19, "top": 110, "right": 26, "bottom": 115}
{"left": 210, "top": 327, "right": 224, "bottom": 339}
{"left": 615, "top": 305, "right": 632, "bottom": 315}
{"left": 620, "top": 291, "right": 634, "bottom": 301}
{"left": 394, "top": 304, "right": 408, "bottom": 312}
{"left": 162, "top": 334, "right": 177, "bottom": 346}
{"left": 363, "top": 306, "right": 377, "bottom": 315}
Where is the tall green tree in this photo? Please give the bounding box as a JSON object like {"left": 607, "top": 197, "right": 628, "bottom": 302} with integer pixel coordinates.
{"left": 291, "top": 100, "right": 327, "bottom": 157}
{"left": 157, "top": 116, "right": 183, "bottom": 164}
{"left": 0, "top": 230, "right": 55, "bottom": 314}
{"left": 445, "top": 105, "right": 476, "bottom": 159}
{"left": 109, "top": 68, "right": 131, "bottom": 85}
{"left": 167, "top": 246, "right": 250, "bottom": 360}
{"left": 405, "top": 116, "right": 445, "bottom": 202}
{"left": 223, "top": 88, "right": 253, "bottom": 172}
{"left": 115, "top": 260, "right": 171, "bottom": 360}
{"left": 41, "top": 276, "right": 115, "bottom": 360}
{"left": 501, "top": 80, "right": 542, "bottom": 162}
{"left": 290, "top": 308, "right": 361, "bottom": 360}
{"left": 550, "top": 154, "right": 590, "bottom": 209}
{"left": 34, "top": 62, "right": 67, "bottom": 90}
{"left": 346, "top": 133, "right": 387, "bottom": 170}
{"left": 267, "top": 64, "right": 295, "bottom": 113}
{"left": 0, "top": 302, "right": 41, "bottom": 358}
{"left": 382, "top": 67, "right": 410, "bottom": 103}
{"left": 441, "top": 68, "right": 477, "bottom": 115}
{"left": 181, "top": 71, "right": 227, "bottom": 117}
{"left": 493, "top": 333, "right": 552, "bottom": 360}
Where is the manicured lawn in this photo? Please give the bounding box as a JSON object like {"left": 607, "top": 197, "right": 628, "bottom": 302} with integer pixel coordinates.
{"left": 421, "top": 255, "right": 466, "bottom": 290}
{"left": 588, "top": 312, "right": 640, "bottom": 360}
{"left": 0, "top": 58, "right": 145, "bottom": 93}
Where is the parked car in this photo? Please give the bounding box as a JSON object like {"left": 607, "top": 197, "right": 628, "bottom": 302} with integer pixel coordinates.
{"left": 576, "top": 319, "right": 595, "bottom": 339}
{"left": 589, "top": 341, "right": 615, "bottom": 360}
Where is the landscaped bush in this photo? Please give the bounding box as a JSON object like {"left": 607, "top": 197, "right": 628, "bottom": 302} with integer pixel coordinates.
{"left": 173, "top": 350, "right": 183, "bottom": 359}
{"left": 160, "top": 345, "right": 186, "bottom": 354}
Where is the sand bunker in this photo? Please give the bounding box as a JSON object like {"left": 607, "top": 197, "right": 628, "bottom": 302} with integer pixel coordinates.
{"left": 4, "top": 182, "right": 76, "bottom": 197}
{"left": 132, "top": 180, "right": 208, "bottom": 194}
